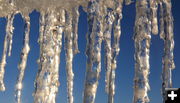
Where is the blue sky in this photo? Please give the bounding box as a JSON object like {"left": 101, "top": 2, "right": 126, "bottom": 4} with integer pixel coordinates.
{"left": 0, "top": 1, "right": 180, "bottom": 103}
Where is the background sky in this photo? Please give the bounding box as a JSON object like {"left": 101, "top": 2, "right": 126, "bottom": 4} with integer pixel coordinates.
{"left": 0, "top": 1, "right": 180, "bottom": 103}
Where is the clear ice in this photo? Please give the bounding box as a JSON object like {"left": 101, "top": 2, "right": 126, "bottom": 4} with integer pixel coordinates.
{"left": 33, "top": 10, "right": 63, "bottom": 103}
{"left": 83, "top": 1, "right": 103, "bottom": 103}
{"left": 64, "top": 7, "right": 80, "bottom": 103}
{"left": 15, "top": 16, "right": 30, "bottom": 103}
{"left": 0, "top": 0, "right": 175, "bottom": 103}
{"left": 0, "top": 13, "right": 15, "bottom": 91}
{"left": 159, "top": 0, "right": 175, "bottom": 102}
{"left": 133, "top": 0, "right": 151, "bottom": 102}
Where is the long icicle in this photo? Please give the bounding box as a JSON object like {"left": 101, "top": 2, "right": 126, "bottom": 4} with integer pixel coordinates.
{"left": 150, "top": 0, "right": 158, "bottom": 35}
{"left": 159, "top": 0, "right": 175, "bottom": 102}
{"left": 15, "top": 16, "right": 30, "bottom": 103}
{"left": 64, "top": 8, "right": 80, "bottom": 102}
{"left": 72, "top": 7, "right": 80, "bottom": 55}
{"left": 104, "top": 8, "right": 114, "bottom": 95}
{"left": 83, "top": 0, "right": 103, "bottom": 103}
{"left": 133, "top": 0, "right": 151, "bottom": 102}
{"left": 7, "top": 0, "right": 16, "bottom": 58}
{"left": 7, "top": 0, "right": 16, "bottom": 57}
{"left": 108, "top": 1, "right": 123, "bottom": 103}
{"left": 0, "top": 14, "right": 15, "bottom": 91}
{"left": 34, "top": 10, "right": 63, "bottom": 103}
{"left": 8, "top": 13, "right": 15, "bottom": 56}
{"left": 83, "top": 1, "right": 95, "bottom": 102}
{"left": 64, "top": 10, "right": 75, "bottom": 103}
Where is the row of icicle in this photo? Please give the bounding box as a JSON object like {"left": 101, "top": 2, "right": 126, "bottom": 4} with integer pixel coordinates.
{"left": 0, "top": 0, "right": 175, "bottom": 103}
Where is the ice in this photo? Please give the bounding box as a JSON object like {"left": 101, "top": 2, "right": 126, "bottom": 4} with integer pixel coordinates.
{"left": 7, "top": 13, "right": 15, "bottom": 56}
{"left": 133, "top": 0, "right": 151, "bottom": 102}
{"left": 0, "top": 13, "right": 15, "bottom": 91}
{"left": 159, "top": 0, "right": 175, "bottom": 102}
{"left": 64, "top": 8, "right": 79, "bottom": 103}
{"left": 83, "top": 1, "right": 103, "bottom": 103}
{"left": 104, "top": 7, "right": 114, "bottom": 95}
{"left": 72, "top": 7, "right": 80, "bottom": 55}
{"left": 63, "top": 8, "right": 80, "bottom": 103}
{"left": 150, "top": 0, "right": 158, "bottom": 35}
{"left": 33, "top": 10, "right": 63, "bottom": 103}
{"left": 108, "top": 1, "right": 123, "bottom": 103}
{"left": 0, "top": 0, "right": 176, "bottom": 103}
{"left": 15, "top": 16, "right": 30, "bottom": 103}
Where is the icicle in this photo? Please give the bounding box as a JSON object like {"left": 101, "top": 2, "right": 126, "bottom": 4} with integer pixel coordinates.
{"left": 33, "top": 10, "right": 63, "bottom": 103}
{"left": 0, "top": 25, "right": 8, "bottom": 91}
{"left": 159, "top": 1, "right": 164, "bottom": 39}
{"left": 107, "top": 1, "right": 123, "bottom": 103}
{"left": 83, "top": 1, "right": 95, "bottom": 102}
{"left": 159, "top": 0, "right": 175, "bottom": 102}
{"left": 72, "top": 7, "right": 80, "bottom": 55}
{"left": 150, "top": 0, "right": 158, "bottom": 35}
{"left": 15, "top": 16, "right": 30, "bottom": 103}
{"left": 64, "top": 10, "right": 79, "bottom": 103}
{"left": 7, "top": 13, "right": 15, "bottom": 56}
{"left": 64, "top": 11, "right": 75, "bottom": 103}
{"left": 104, "top": 8, "right": 114, "bottom": 95}
{"left": 133, "top": 0, "right": 151, "bottom": 103}
{"left": 83, "top": 1, "right": 103, "bottom": 103}
{"left": 159, "top": 0, "right": 165, "bottom": 39}
{"left": 38, "top": 12, "right": 45, "bottom": 49}
{"left": 0, "top": 14, "right": 15, "bottom": 91}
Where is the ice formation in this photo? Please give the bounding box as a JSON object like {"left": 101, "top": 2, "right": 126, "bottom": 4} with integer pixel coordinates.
{"left": 0, "top": 0, "right": 175, "bottom": 103}
{"left": 159, "top": 0, "right": 175, "bottom": 102}
{"left": 133, "top": 0, "right": 151, "bottom": 102}
{"left": 33, "top": 10, "right": 64, "bottom": 103}
{"left": 15, "top": 16, "right": 30, "bottom": 103}
{"left": 0, "top": 13, "right": 14, "bottom": 91}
